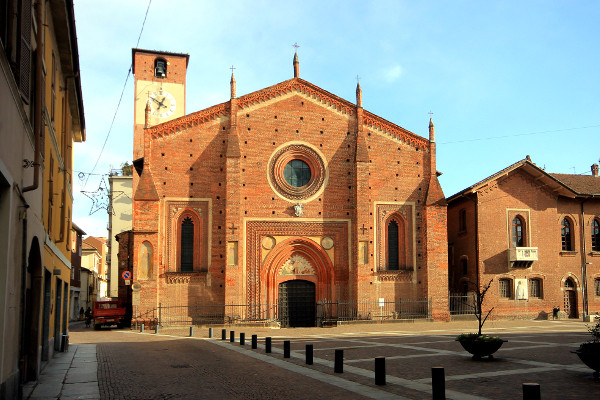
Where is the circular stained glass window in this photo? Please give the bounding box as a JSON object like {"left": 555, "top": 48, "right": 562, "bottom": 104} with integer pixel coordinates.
{"left": 284, "top": 159, "right": 311, "bottom": 187}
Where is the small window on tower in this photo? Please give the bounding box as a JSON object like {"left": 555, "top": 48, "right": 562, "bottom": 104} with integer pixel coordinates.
{"left": 155, "top": 59, "right": 167, "bottom": 78}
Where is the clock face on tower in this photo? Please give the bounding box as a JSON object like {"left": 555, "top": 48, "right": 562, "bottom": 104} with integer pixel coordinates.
{"left": 149, "top": 89, "right": 177, "bottom": 119}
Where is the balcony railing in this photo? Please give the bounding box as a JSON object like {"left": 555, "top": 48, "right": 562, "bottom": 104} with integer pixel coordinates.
{"left": 509, "top": 247, "right": 538, "bottom": 268}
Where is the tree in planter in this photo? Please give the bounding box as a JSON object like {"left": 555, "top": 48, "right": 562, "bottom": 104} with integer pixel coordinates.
{"left": 456, "top": 278, "right": 506, "bottom": 360}
{"left": 572, "top": 317, "right": 600, "bottom": 378}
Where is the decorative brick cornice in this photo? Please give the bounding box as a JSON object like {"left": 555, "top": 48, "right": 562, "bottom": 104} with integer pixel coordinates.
{"left": 237, "top": 78, "right": 356, "bottom": 116}
{"left": 147, "top": 103, "right": 229, "bottom": 139}
{"left": 363, "top": 112, "right": 429, "bottom": 149}
{"left": 164, "top": 272, "right": 206, "bottom": 284}
{"left": 376, "top": 271, "right": 413, "bottom": 282}
{"left": 145, "top": 78, "right": 430, "bottom": 150}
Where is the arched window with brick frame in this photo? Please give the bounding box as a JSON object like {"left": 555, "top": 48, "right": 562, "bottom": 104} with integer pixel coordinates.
{"left": 176, "top": 210, "right": 202, "bottom": 272}
{"left": 592, "top": 218, "right": 600, "bottom": 252}
{"left": 512, "top": 215, "right": 526, "bottom": 247}
{"left": 385, "top": 213, "right": 407, "bottom": 271}
{"left": 561, "top": 217, "right": 573, "bottom": 251}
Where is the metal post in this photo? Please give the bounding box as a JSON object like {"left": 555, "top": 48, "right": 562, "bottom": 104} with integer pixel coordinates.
{"left": 266, "top": 337, "right": 272, "bottom": 353}
{"left": 284, "top": 340, "right": 290, "bottom": 358}
{"left": 230, "top": 330, "right": 235, "bottom": 343}
{"left": 140, "top": 323, "right": 144, "bottom": 333}
{"left": 240, "top": 333, "right": 245, "bottom": 346}
{"left": 206, "top": 327, "right": 211, "bottom": 338}
{"left": 252, "top": 334, "right": 257, "bottom": 349}
{"left": 158, "top": 302, "right": 162, "bottom": 326}
{"left": 306, "top": 344, "right": 313, "bottom": 365}
{"left": 432, "top": 367, "right": 445, "bottom": 400}
{"left": 581, "top": 262, "right": 592, "bottom": 322}
{"left": 522, "top": 383, "right": 541, "bottom": 400}
{"left": 190, "top": 326, "right": 195, "bottom": 337}
{"left": 375, "top": 357, "right": 386, "bottom": 385}
{"left": 334, "top": 349, "right": 343, "bottom": 373}
{"left": 221, "top": 329, "right": 226, "bottom": 340}
{"left": 155, "top": 325, "right": 159, "bottom": 334}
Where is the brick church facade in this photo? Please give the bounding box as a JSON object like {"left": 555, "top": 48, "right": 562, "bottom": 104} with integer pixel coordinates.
{"left": 130, "top": 48, "right": 448, "bottom": 326}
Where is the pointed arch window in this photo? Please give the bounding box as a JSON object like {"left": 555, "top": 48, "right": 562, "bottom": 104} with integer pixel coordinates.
{"left": 180, "top": 217, "right": 194, "bottom": 272}
{"left": 561, "top": 218, "right": 573, "bottom": 251}
{"left": 512, "top": 216, "right": 525, "bottom": 247}
{"left": 385, "top": 214, "right": 406, "bottom": 271}
{"left": 174, "top": 209, "right": 203, "bottom": 273}
{"left": 592, "top": 219, "right": 600, "bottom": 252}
{"left": 139, "top": 242, "right": 153, "bottom": 280}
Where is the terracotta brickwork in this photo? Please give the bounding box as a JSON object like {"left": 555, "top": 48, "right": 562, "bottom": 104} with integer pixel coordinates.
{"left": 448, "top": 159, "right": 600, "bottom": 320}
{"left": 131, "top": 49, "right": 448, "bottom": 323}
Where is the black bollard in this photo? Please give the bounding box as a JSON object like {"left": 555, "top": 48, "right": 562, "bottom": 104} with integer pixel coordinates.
{"left": 221, "top": 329, "right": 226, "bottom": 340}
{"left": 522, "top": 383, "right": 541, "bottom": 400}
{"left": 240, "top": 333, "right": 245, "bottom": 346}
{"left": 266, "top": 337, "right": 272, "bottom": 353}
{"left": 230, "top": 330, "right": 235, "bottom": 343}
{"left": 375, "top": 357, "right": 386, "bottom": 386}
{"left": 252, "top": 334, "right": 258, "bottom": 349}
{"left": 306, "top": 344, "right": 313, "bottom": 365}
{"left": 206, "top": 327, "right": 210, "bottom": 338}
{"left": 284, "top": 340, "right": 291, "bottom": 358}
{"left": 334, "top": 349, "right": 344, "bottom": 373}
{"left": 432, "top": 367, "right": 445, "bottom": 400}
{"left": 140, "top": 323, "right": 145, "bottom": 333}
{"left": 190, "top": 326, "right": 195, "bottom": 337}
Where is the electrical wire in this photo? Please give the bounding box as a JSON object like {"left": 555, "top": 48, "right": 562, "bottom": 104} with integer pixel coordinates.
{"left": 83, "top": 0, "right": 152, "bottom": 188}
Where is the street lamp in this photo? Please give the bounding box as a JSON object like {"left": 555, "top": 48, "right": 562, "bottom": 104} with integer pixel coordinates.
{"left": 582, "top": 262, "right": 592, "bottom": 322}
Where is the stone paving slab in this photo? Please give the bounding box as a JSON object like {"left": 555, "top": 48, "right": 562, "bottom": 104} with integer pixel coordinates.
{"left": 61, "top": 381, "right": 100, "bottom": 399}
{"left": 64, "top": 319, "right": 599, "bottom": 399}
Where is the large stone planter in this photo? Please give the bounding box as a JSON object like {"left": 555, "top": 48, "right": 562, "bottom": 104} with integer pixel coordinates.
{"left": 458, "top": 337, "right": 507, "bottom": 360}
{"left": 572, "top": 343, "right": 600, "bottom": 379}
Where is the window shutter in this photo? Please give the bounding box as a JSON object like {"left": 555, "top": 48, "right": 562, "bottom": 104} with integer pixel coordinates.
{"left": 18, "top": 0, "right": 32, "bottom": 103}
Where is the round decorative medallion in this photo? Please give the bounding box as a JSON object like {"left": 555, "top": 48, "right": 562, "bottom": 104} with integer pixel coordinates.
{"left": 268, "top": 143, "right": 327, "bottom": 201}
{"left": 321, "top": 237, "right": 334, "bottom": 250}
{"left": 262, "top": 236, "right": 276, "bottom": 250}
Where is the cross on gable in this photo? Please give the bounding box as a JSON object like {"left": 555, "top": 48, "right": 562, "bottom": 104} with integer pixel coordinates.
{"left": 229, "top": 223, "right": 239, "bottom": 234}
{"left": 360, "top": 224, "right": 368, "bottom": 234}
{"left": 230, "top": 65, "right": 236, "bottom": 74}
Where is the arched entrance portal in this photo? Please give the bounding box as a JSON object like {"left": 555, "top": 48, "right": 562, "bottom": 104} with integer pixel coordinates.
{"left": 279, "top": 280, "right": 315, "bottom": 327}
{"left": 261, "top": 237, "right": 335, "bottom": 324}
{"left": 563, "top": 278, "right": 578, "bottom": 318}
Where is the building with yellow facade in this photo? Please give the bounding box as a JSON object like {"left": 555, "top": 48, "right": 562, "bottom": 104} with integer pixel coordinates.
{"left": 0, "top": 0, "right": 85, "bottom": 396}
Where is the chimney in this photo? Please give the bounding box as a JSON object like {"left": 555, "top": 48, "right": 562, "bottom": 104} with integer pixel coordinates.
{"left": 592, "top": 163, "right": 599, "bottom": 177}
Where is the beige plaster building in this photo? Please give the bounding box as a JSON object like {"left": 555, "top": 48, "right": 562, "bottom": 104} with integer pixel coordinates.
{"left": 107, "top": 165, "right": 133, "bottom": 298}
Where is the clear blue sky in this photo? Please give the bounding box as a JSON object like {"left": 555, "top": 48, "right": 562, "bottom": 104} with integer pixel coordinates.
{"left": 72, "top": 0, "right": 600, "bottom": 237}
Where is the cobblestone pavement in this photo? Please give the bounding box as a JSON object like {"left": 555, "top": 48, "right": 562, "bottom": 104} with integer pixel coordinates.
{"left": 69, "top": 319, "right": 599, "bottom": 399}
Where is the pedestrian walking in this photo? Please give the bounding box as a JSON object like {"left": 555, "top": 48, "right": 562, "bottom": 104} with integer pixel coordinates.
{"left": 85, "top": 307, "right": 92, "bottom": 328}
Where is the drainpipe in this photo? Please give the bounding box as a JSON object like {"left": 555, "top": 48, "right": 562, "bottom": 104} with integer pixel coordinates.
{"left": 23, "top": 0, "right": 44, "bottom": 193}
{"left": 18, "top": 190, "right": 29, "bottom": 394}
{"left": 581, "top": 199, "right": 590, "bottom": 322}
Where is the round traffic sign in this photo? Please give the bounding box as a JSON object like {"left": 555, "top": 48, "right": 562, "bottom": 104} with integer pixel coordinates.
{"left": 122, "top": 271, "right": 132, "bottom": 280}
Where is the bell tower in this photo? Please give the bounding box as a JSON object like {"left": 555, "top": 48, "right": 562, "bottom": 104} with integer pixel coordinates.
{"left": 132, "top": 49, "right": 189, "bottom": 160}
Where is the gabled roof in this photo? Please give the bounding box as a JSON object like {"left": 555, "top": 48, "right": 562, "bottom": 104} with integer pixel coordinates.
{"left": 447, "top": 157, "right": 577, "bottom": 202}
{"left": 146, "top": 77, "right": 429, "bottom": 149}
{"left": 548, "top": 174, "right": 600, "bottom": 196}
